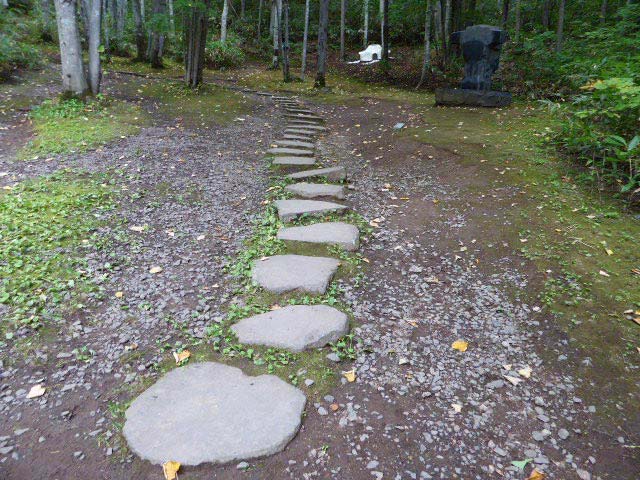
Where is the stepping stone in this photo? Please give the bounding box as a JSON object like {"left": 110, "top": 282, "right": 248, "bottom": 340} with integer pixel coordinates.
{"left": 285, "top": 182, "right": 345, "bottom": 199}
{"left": 231, "top": 305, "right": 349, "bottom": 352}
{"left": 288, "top": 121, "right": 326, "bottom": 129}
{"left": 257, "top": 92, "right": 273, "bottom": 96}
{"left": 267, "top": 147, "right": 314, "bottom": 156}
{"left": 123, "top": 362, "right": 305, "bottom": 465}
{"left": 272, "top": 156, "right": 316, "bottom": 166}
{"left": 283, "top": 134, "right": 315, "bottom": 141}
{"left": 274, "top": 199, "right": 348, "bottom": 222}
{"left": 272, "top": 139, "right": 315, "bottom": 149}
{"left": 252, "top": 255, "right": 340, "bottom": 294}
{"left": 285, "top": 113, "right": 324, "bottom": 122}
{"left": 278, "top": 222, "right": 359, "bottom": 251}
{"left": 284, "top": 128, "right": 321, "bottom": 136}
{"left": 285, "top": 108, "right": 314, "bottom": 114}
{"left": 287, "top": 166, "right": 346, "bottom": 182}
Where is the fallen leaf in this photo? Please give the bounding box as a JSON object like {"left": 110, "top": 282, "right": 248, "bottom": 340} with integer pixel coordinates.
{"left": 196, "top": 234, "right": 205, "bottom": 241}
{"left": 527, "top": 469, "right": 545, "bottom": 480}
{"left": 459, "top": 246, "right": 468, "bottom": 252}
{"left": 330, "top": 403, "right": 339, "bottom": 412}
{"left": 129, "top": 225, "right": 146, "bottom": 232}
{"left": 518, "top": 366, "right": 532, "bottom": 379}
{"left": 511, "top": 458, "right": 532, "bottom": 470}
{"left": 343, "top": 370, "right": 356, "bottom": 382}
{"left": 173, "top": 350, "right": 191, "bottom": 364}
{"left": 270, "top": 304, "right": 281, "bottom": 311}
{"left": 452, "top": 340, "right": 468, "bottom": 352}
{"left": 162, "top": 461, "right": 181, "bottom": 480}
{"left": 425, "top": 276, "right": 439, "bottom": 284}
{"left": 599, "top": 270, "right": 610, "bottom": 277}
{"left": 26, "top": 384, "right": 46, "bottom": 399}
{"left": 605, "top": 248, "right": 613, "bottom": 256}
{"left": 502, "top": 364, "right": 512, "bottom": 370}
{"left": 451, "top": 403, "right": 462, "bottom": 413}
{"left": 149, "top": 266, "right": 163, "bottom": 274}
{"left": 115, "top": 291, "right": 124, "bottom": 298}
{"left": 405, "top": 319, "right": 418, "bottom": 327}
{"left": 504, "top": 375, "right": 523, "bottom": 386}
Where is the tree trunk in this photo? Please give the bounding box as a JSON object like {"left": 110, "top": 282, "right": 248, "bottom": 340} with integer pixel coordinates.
{"left": 314, "top": 0, "right": 329, "bottom": 88}
{"left": 149, "top": 0, "right": 166, "bottom": 68}
{"left": 381, "top": 0, "right": 389, "bottom": 61}
{"left": 599, "top": 0, "right": 607, "bottom": 25}
{"left": 271, "top": 0, "right": 281, "bottom": 68}
{"left": 542, "top": 0, "right": 551, "bottom": 30}
{"left": 241, "top": 0, "right": 245, "bottom": 17}
{"left": 514, "top": 0, "right": 521, "bottom": 42}
{"left": 220, "top": 0, "right": 229, "bottom": 43}
{"left": 433, "top": 0, "right": 441, "bottom": 47}
{"left": 53, "top": 0, "right": 89, "bottom": 97}
{"left": 416, "top": 0, "right": 431, "bottom": 89}
{"left": 184, "top": 0, "right": 210, "bottom": 88}
{"left": 115, "top": 0, "right": 126, "bottom": 49}
{"left": 555, "top": 0, "right": 565, "bottom": 52}
{"left": 301, "top": 0, "right": 310, "bottom": 78}
{"left": 257, "top": 0, "right": 263, "bottom": 40}
{"left": 281, "top": 0, "right": 290, "bottom": 81}
{"left": 444, "top": 0, "right": 451, "bottom": 51}
{"left": 501, "top": 0, "right": 509, "bottom": 29}
{"left": 1, "top": 0, "right": 8, "bottom": 7}
{"left": 102, "top": 0, "right": 111, "bottom": 59}
{"left": 340, "top": 0, "right": 346, "bottom": 61}
{"left": 168, "top": 0, "right": 175, "bottom": 35}
{"left": 41, "top": 0, "right": 55, "bottom": 41}
{"left": 363, "top": 0, "right": 368, "bottom": 47}
{"left": 132, "top": 0, "right": 146, "bottom": 61}
{"left": 88, "top": 0, "right": 102, "bottom": 94}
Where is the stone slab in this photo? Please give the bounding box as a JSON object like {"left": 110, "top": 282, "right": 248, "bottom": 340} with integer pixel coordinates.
{"left": 267, "top": 147, "right": 315, "bottom": 157}
{"left": 434, "top": 88, "right": 512, "bottom": 107}
{"left": 231, "top": 305, "right": 349, "bottom": 352}
{"left": 272, "top": 139, "right": 315, "bottom": 149}
{"left": 285, "top": 182, "right": 345, "bottom": 199}
{"left": 285, "top": 114, "right": 324, "bottom": 122}
{"left": 123, "top": 362, "right": 305, "bottom": 465}
{"left": 285, "top": 108, "right": 314, "bottom": 114}
{"left": 272, "top": 156, "right": 317, "bottom": 166}
{"left": 277, "top": 222, "right": 359, "bottom": 251}
{"left": 283, "top": 134, "right": 315, "bottom": 141}
{"left": 284, "top": 128, "right": 321, "bottom": 136}
{"left": 252, "top": 254, "right": 340, "bottom": 294}
{"left": 274, "top": 199, "right": 348, "bottom": 222}
{"left": 287, "top": 122, "right": 326, "bottom": 130}
{"left": 287, "top": 166, "right": 346, "bottom": 182}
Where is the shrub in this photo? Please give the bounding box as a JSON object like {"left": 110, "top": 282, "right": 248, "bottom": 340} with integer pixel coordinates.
{"left": 0, "top": 10, "right": 42, "bottom": 79}
{"left": 205, "top": 35, "right": 245, "bottom": 70}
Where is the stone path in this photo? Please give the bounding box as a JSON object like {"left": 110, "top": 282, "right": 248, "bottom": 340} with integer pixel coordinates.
{"left": 123, "top": 92, "right": 363, "bottom": 469}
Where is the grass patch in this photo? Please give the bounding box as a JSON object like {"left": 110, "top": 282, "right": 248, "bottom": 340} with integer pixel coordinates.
{"left": 0, "top": 170, "right": 115, "bottom": 335}
{"left": 19, "top": 96, "right": 146, "bottom": 159}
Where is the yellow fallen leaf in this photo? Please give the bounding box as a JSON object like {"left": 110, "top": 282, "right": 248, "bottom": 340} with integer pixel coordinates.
{"left": 605, "top": 248, "right": 613, "bottom": 256}
{"left": 129, "top": 225, "right": 146, "bottom": 232}
{"left": 149, "top": 266, "right": 163, "bottom": 274}
{"left": 26, "top": 384, "right": 46, "bottom": 399}
{"left": 452, "top": 340, "right": 468, "bottom": 352}
{"left": 162, "top": 461, "right": 181, "bottom": 480}
{"left": 115, "top": 291, "right": 124, "bottom": 298}
{"left": 173, "top": 350, "right": 191, "bottom": 364}
{"left": 599, "top": 270, "right": 610, "bottom": 277}
{"left": 527, "top": 469, "right": 545, "bottom": 480}
{"left": 518, "top": 366, "right": 532, "bottom": 379}
{"left": 343, "top": 370, "right": 356, "bottom": 382}
{"left": 459, "top": 246, "right": 468, "bottom": 252}
{"left": 504, "top": 375, "right": 523, "bottom": 386}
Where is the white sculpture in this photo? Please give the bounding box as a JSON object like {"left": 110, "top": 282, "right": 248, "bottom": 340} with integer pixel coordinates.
{"left": 358, "top": 44, "right": 382, "bottom": 62}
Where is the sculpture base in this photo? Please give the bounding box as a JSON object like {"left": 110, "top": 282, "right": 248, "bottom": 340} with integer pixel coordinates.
{"left": 435, "top": 88, "right": 512, "bottom": 108}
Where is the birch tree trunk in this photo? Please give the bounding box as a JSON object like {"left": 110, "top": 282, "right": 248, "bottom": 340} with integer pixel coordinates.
{"left": 416, "top": 0, "right": 431, "bottom": 89}
{"left": 555, "top": 0, "right": 565, "bottom": 52}
{"left": 379, "top": 0, "right": 383, "bottom": 46}
{"left": 340, "top": 0, "right": 346, "bottom": 61}
{"left": 1, "top": 0, "right": 8, "bottom": 7}
{"left": 220, "top": 0, "right": 229, "bottom": 43}
{"left": 381, "top": 0, "right": 389, "bottom": 61}
{"left": 184, "top": 0, "right": 210, "bottom": 88}
{"left": 87, "top": 0, "right": 102, "bottom": 94}
{"left": 149, "top": 0, "right": 166, "bottom": 68}
{"left": 363, "top": 0, "right": 368, "bottom": 47}
{"left": 271, "top": 0, "right": 281, "bottom": 68}
{"left": 314, "top": 0, "right": 329, "bottom": 88}
{"left": 301, "top": 0, "right": 310, "bottom": 79}
{"left": 132, "top": 0, "right": 146, "bottom": 61}
{"left": 53, "top": 0, "right": 89, "bottom": 97}
{"left": 168, "top": 0, "right": 175, "bottom": 35}
{"left": 281, "top": 0, "right": 290, "bottom": 81}
{"left": 257, "top": 0, "right": 263, "bottom": 40}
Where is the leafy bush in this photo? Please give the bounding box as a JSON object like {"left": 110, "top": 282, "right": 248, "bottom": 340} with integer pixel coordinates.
{"left": 205, "top": 35, "right": 246, "bottom": 70}
{"left": 0, "top": 10, "right": 42, "bottom": 79}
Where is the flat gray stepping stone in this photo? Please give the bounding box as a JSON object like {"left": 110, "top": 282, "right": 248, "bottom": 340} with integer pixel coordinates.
{"left": 278, "top": 222, "right": 359, "bottom": 251}
{"left": 283, "top": 134, "right": 315, "bottom": 141}
{"left": 285, "top": 113, "right": 324, "bottom": 122}
{"left": 272, "top": 156, "right": 316, "bottom": 166}
{"left": 122, "top": 362, "right": 305, "bottom": 465}
{"left": 285, "top": 182, "right": 345, "bottom": 199}
{"left": 231, "top": 305, "right": 349, "bottom": 352}
{"left": 287, "top": 166, "right": 346, "bottom": 182}
{"left": 287, "top": 121, "right": 326, "bottom": 129}
{"left": 272, "top": 139, "right": 315, "bottom": 149}
{"left": 285, "top": 108, "right": 314, "bottom": 114}
{"left": 257, "top": 92, "right": 273, "bottom": 96}
{"left": 274, "top": 199, "right": 347, "bottom": 222}
{"left": 252, "top": 255, "right": 340, "bottom": 294}
{"left": 284, "top": 128, "right": 320, "bottom": 136}
{"left": 267, "top": 147, "right": 314, "bottom": 156}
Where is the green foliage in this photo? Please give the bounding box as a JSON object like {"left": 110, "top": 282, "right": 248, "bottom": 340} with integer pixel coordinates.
{"left": 0, "top": 171, "right": 114, "bottom": 333}
{"left": 0, "top": 9, "right": 42, "bottom": 78}
{"left": 205, "top": 34, "right": 246, "bottom": 70}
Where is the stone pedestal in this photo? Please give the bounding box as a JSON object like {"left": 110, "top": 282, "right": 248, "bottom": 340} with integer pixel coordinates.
{"left": 435, "top": 88, "right": 512, "bottom": 108}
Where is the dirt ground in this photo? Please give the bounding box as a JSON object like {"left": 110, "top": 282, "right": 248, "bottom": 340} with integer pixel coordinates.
{"left": 0, "top": 64, "right": 638, "bottom": 480}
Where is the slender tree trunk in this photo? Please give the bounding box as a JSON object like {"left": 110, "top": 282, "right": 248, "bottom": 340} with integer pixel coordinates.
{"left": 102, "top": 0, "right": 111, "bottom": 59}
{"left": 314, "top": 0, "right": 329, "bottom": 88}
{"left": 301, "top": 0, "right": 310, "bottom": 78}
{"left": 115, "top": 0, "right": 126, "bottom": 50}
{"left": 381, "top": 0, "right": 389, "bottom": 61}
{"left": 542, "top": 0, "right": 551, "bottom": 30}
{"left": 363, "top": 0, "right": 368, "bottom": 46}
{"left": 1, "top": 0, "right": 8, "bottom": 7}
{"left": 501, "top": 0, "right": 509, "bottom": 29}
{"left": 514, "top": 0, "right": 521, "bottom": 42}
{"left": 416, "top": 0, "right": 431, "bottom": 89}
{"left": 53, "top": 0, "right": 89, "bottom": 97}
{"left": 184, "top": 0, "right": 210, "bottom": 87}
{"left": 281, "top": 0, "right": 290, "bottom": 81}
{"left": 271, "top": 0, "right": 281, "bottom": 68}
{"left": 340, "top": 0, "right": 346, "bottom": 61}
{"left": 241, "top": 0, "right": 245, "bottom": 17}
{"left": 132, "top": 0, "right": 146, "bottom": 61}
{"left": 221, "top": 0, "right": 229, "bottom": 43}
{"left": 599, "top": 0, "right": 607, "bottom": 24}
{"left": 149, "top": 0, "right": 166, "bottom": 68}
{"left": 555, "top": 0, "right": 565, "bottom": 52}
{"left": 257, "top": 0, "right": 263, "bottom": 40}
{"left": 444, "top": 0, "right": 451, "bottom": 49}
{"left": 168, "top": 0, "right": 175, "bottom": 35}
{"left": 41, "top": 0, "right": 55, "bottom": 41}
{"left": 434, "top": 0, "right": 441, "bottom": 47}
{"left": 88, "top": 0, "right": 102, "bottom": 94}
{"left": 140, "top": 0, "right": 144, "bottom": 20}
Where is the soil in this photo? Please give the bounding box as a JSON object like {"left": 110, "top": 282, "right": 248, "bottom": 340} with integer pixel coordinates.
{"left": 0, "top": 64, "right": 638, "bottom": 480}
